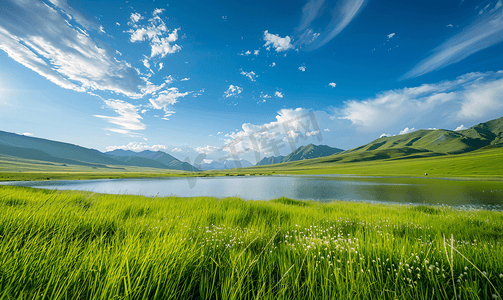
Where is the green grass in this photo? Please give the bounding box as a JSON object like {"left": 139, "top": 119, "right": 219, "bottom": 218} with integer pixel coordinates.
{"left": 210, "top": 147, "right": 503, "bottom": 179}
{"left": 2, "top": 146, "right": 503, "bottom": 182}
{"left": 0, "top": 186, "right": 502, "bottom": 299}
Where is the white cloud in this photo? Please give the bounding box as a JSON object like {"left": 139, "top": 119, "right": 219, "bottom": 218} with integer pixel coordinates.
{"left": 387, "top": 33, "right": 395, "bottom": 39}
{"left": 195, "top": 145, "right": 219, "bottom": 154}
{"left": 158, "top": 62, "right": 164, "bottom": 71}
{"left": 153, "top": 8, "right": 165, "bottom": 16}
{"left": 329, "top": 82, "right": 336, "bottom": 88}
{"left": 261, "top": 93, "right": 272, "bottom": 99}
{"left": 275, "top": 91, "right": 284, "bottom": 98}
{"left": 324, "top": 128, "right": 330, "bottom": 132}
{"left": 340, "top": 71, "right": 503, "bottom": 132}
{"left": 180, "top": 77, "right": 190, "bottom": 81}
{"left": 94, "top": 99, "right": 146, "bottom": 134}
{"left": 446, "top": 24, "right": 453, "bottom": 28}
{"left": 454, "top": 125, "right": 468, "bottom": 131}
{"left": 106, "top": 142, "right": 167, "bottom": 152}
{"left": 0, "top": 1, "right": 190, "bottom": 105}
{"left": 379, "top": 133, "right": 391, "bottom": 138}
{"left": 239, "top": 50, "right": 251, "bottom": 56}
{"left": 224, "top": 85, "right": 243, "bottom": 98}
{"left": 127, "top": 11, "right": 181, "bottom": 58}
{"left": 296, "top": 0, "right": 366, "bottom": 50}
{"left": 0, "top": 1, "right": 145, "bottom": 97}
{"left": 240, "top": 70, "right": 257, "bottom": 81}
{"left": 149, "top": 87, "right": 189, "bottom": 114}
{"left": 404, "top": 6, "right": 503, "bottom": 78}
{"left": 171, "top": 147, "right": 182, "bottom": 152}
{"left": 299, "top": 65, "right": 306, "bottom": 72}
{"left": 263, "top": 31, "right": 294, "bottom": 52}
{"left": 457, "top": 76, "right": 503, "bottom": 119}
{"left": 254, "top": 49, "right": 260, "bottom": 55}
{"left": 270, "top": 62, "right": 276, "bottom": 67}
{"left": 129, "top": 13, "right": 143, "bottom": 24}
{"left": 23, "top": 132, "right": 34, "bottom": 136}
{"left": 399, "top": 127, "right": 415, "bottom": 135}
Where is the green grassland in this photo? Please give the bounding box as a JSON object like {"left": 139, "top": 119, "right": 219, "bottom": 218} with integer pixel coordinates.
{"left": 211, "top": 147, "right": 503, "bottom": 179}
{"left": 0, "top": 186, "right": 502, "bottom": 299}
{"left": 2, "top": 145, "right": 503, "bottom": 182}
{"left": 0, "top": 154, "right": 190, "bottom": 181}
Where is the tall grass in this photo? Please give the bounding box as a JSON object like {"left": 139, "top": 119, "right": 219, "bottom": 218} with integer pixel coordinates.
{"left": 0, "top": 186, "right": 502, "bottom": 299}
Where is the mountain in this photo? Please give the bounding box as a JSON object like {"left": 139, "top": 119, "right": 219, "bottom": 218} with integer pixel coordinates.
{"left": 256, "top": 156, "right": 285, "bottom": 166}
{"left": 105, "top": 150, "right": 199, "bottom": 171}
{"left": 195, "top": 159, "right": 254, "bottom": 170}
{"left": 283, "top": 144, "right": 344, "bottom": 162}
{"left": 0, "top": 130, "right": 199, "bottom": 171}
{"left": 255, "top": 144, "right": 343, "bottom": 166}
{"left": 256, "top": 116, "right": 503, "bottom": 169}
{"left": 0, "top": 131, "right": 129, "bottom": 166}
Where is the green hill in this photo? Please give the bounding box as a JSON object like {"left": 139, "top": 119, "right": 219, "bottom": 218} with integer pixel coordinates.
{"left": 256, "top": 144, "right": 343, "bottom": 166}
{"left": 245, "top": 115, "right": 503, "bottom": 175}
{"left": 0, "top": 131, "right": 128, "bottom": 166}
{"left": 283, "top": 144, "right": 344, "bottom": 162}
{"left": 0, "top": 131, "right": 198, "bottom": 171}
{"left": 106, "top": 150, "right": 199, "bottom": 171}
{"left": 256, "top": 155, "right": 285, "bottom": 166}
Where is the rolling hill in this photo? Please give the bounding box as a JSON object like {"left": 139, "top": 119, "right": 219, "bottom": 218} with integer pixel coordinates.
{"left": 256, "top": 144, "right": 343, "bottom": 166}
{"left": 0, "top": 131, "right": 198, "bottom": 171}
{"left": 249, "top": 116, "right": 503, "bottom": 172}
{"left": 105, "top": 150, "right": 199, "bottom": 171}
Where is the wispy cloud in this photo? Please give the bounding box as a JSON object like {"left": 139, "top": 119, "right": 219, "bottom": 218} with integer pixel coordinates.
{"left": 296, "top": 0, "right": 366, "bottom": 50}
{"left": 404, "top": 6, "right": 503, "bottom": 79}
{"left": 0, "top": 0, "right": 190, "bottom": 103}
{"left": 454, "top": 124, "right": 468, "bottom": 131}
{"left": 298, "top": 65, "right": 306, "bottom": 72}
{"left": 94, "top": 99, "right": 146, "bottom": 134}
{"left": 275, "top": 91, "right": 284, "bottom": 98}
{"left": 329, "top": 82, "right": 336, "bottom": 88}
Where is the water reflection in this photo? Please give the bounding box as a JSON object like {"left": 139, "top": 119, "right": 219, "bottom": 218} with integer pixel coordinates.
{"left": 2, "top": 175, "right": 503, "bottom": 209}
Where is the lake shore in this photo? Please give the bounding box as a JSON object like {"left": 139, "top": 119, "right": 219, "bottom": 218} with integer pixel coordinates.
{"left": 0, "top": 186, "right": 502, "bottom": 299}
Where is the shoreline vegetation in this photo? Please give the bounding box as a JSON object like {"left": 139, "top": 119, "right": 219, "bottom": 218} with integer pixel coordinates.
{"left": 0, "top": 186, "right": 502, "bottom": 299}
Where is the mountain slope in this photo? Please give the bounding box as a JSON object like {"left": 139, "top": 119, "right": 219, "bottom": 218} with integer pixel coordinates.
{"left": 106, "top": 150, "right": 199, "bottom": 171}
{"left": 195, "top": 159, "right": 253, "bottom": 170}
{"left": 283, "top": 144, "right": 344, "bottom": 162}
{"left": 0, "top": 131, "right": 199, "bottom": 171}
{"left": 0, "top": 131, "right": 128, "bottom": 166}
{"left": 256, "top": 156, "right": 286, "bottom": 166}
{"left": 255, "top": 144, "right": 343, "bottom": 166}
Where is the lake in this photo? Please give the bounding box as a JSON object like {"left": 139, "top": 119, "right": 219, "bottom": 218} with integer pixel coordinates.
{"left": 2, "top": 175, "right": 503, "bottom": 210}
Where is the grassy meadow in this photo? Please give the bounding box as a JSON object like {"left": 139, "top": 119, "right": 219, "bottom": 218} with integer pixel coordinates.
{"left": 0, "top": 186, "right": 502, "bottom": 299}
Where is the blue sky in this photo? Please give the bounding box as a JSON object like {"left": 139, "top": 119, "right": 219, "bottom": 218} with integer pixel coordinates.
{"left": 1, "top": 0, "right": 503, "bottom": 164}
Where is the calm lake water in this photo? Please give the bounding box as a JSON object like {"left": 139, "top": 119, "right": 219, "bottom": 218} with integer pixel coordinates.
{"left": 3, "top": 175, "right": 503, "bottom": 209}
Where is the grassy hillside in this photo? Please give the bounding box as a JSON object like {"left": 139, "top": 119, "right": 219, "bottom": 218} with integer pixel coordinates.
{"left": 256, "top": 144, "right": 343, "bottom": 166}
{"left": 0, "top": 131, "right": 128, "bottom": 166}
{"left": 0, "top": 154, "right": 192, "bottom": 181}
{"left": 215, "top": 147, "right": 503, "bottom": 178}
{"left": 283, "top": 143, "right": 344, "bottom": 162}
{"left": 0, "top": 186, "right": 501, "bottom": 299}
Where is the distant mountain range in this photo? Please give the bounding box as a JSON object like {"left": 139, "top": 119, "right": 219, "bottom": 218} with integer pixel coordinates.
{"left": 194, "top": 159, "right": 254, "bottom": 170}
{"left": 257, "top": 116, "right": 503, "bottom": 168}
{"left": 2, "top": 116, "right": 502, "bottom": 172}
{"left": 256, "top": 144, "right": 344, "bottom": 166}
{"left": 0, "top": 131, "right": 199, "bottom": 171}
